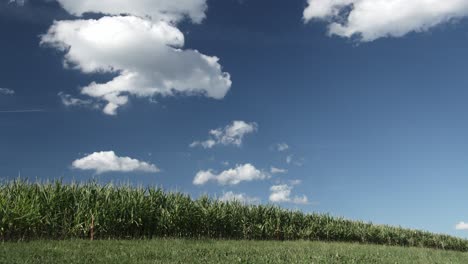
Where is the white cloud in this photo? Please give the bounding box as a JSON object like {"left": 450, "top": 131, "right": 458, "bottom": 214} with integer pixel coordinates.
{"left": 285, "top": 155, "right": 304, "bottom": 166}
{"left": 55, "top": 0, "right": 207, "bottom": 24}
{"left": 270, "top": 167, "right": 287, "bottom": 174}
{"left": 303, "top": 0, "right": 468, "bottom": 42}
{"left": 219, "top": 191, "right": 260, "bottom": 204}
{"left": 269, "top": 184, "right": 309, "bottom": 204}
{"left": 290, "top": 179, "right": 302, "bottom": 185}
{"left": 275, "top": 143, "right": 289, "bottom": 152}
{"left": 72, "top": 151, "right": 160, "bottom": 174}
{"left": 0, "top": 88, "right": 15, "bottom": 95}
{"left": 190, "top": 139, "right": 216, "bottom": 149}
{"left": 191, "top": 121, "right": 258, "bottom": 149}
{"left": 292, "top": 195, "right": 309, "bottom": 204}
{"left": 59, "top": 92, "right": 99, "bottom": 109}
{"left": 193, "top": 163, "right": 268, "bottom": 185}
{"left": 456, "top": 222, "right": 468, "bottom": 230}
{"left": 8, "top": 0, "right": 25, "bottom": 6}
{"left": 41, "top": 1, "right": 231, "bottom": 115}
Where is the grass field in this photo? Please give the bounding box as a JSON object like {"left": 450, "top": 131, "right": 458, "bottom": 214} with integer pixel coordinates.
{"left": 2, "top": 239, "right": 468, "bottom": 264}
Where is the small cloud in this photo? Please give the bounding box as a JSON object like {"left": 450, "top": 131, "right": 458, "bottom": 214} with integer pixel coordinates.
{"left": 219, "top": 191, "right": 260, "bottom": 204}
{"left": 292, "top": 195, "right": 309, "bottom": 205}
{"left": 286, "top": 155, "right": 304, "bottom": 166}
{"left": 270, "top": 167, "right": 287, "bottom": 174}
{"left": 190, "top": 139, "right": 216, "bottom": 149}
{"left": 269, "top": 184, "right": 308, "bottom": 205}
{"left": 0, "top": 88, "right": 14, "bottom": 95}
{"left": 148, "top": 97, "right": 159, "bottom": 104}
{"left": 290, "top": 179, "right": 302, "bottom": 185}
{"left": 59, "top": 92, "right": 100, "bottom": 109}
{"left": 72, "top": 151, "right": 160, "bottom": 174}
{"left": 193, "top": 163, "right": 268, "bottom": 186}
{"left": 456, "top": 222, "right": 468, "bottom": 230}
{"left": 8, "top": 0, "right": 25, "bottom": 6}
{"left": 190, "top": 121, "right": 258, "bottom": 149}
{"left": 275, "top": 143, "right": 289, "bottom": 152}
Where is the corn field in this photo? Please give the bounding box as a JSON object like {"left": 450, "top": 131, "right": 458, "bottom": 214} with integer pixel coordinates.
{"left": 1, "top": 180, "right": 467, "bottom": 252}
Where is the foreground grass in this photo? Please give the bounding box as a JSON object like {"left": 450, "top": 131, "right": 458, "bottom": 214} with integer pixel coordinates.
{"left": 2, "top": 239, "right": 468, "bottom": 264}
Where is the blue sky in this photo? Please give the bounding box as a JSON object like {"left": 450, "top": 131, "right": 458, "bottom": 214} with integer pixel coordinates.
{"left": 2, "top": 0, "right": 468, "bottom": 237}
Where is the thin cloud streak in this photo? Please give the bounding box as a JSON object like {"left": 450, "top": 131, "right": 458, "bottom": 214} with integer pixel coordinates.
{"left": 0, "top": 109, "right": 46, "bottom": 113}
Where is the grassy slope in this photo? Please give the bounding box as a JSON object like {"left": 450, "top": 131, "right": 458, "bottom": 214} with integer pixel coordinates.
{"left": 2, "top": 240, "right": 468, "bottom": 264}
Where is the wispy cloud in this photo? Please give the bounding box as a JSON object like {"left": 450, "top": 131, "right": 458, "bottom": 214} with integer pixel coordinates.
{"left": 0, "top": 88, "right": 15, "bottom": 95}
{"left": 8, "top": 0, "right": 25, "bottom": 6}
{"left": 0, "top": 109, "right": 45, "bottom": 113}
{"left": 275, "top": 143, "right": 289, "bottom": 152}
{"left": 289, "top": 179, "right": 302, "bottom": 185}
{"left": 59, "top": 92, "right": 100, "bottom": 109}
{"left": 270, "top": 167, "right": 287, "bottom": 174}
{"left": 286, "top": 154, "right": 304, "bottom": 167}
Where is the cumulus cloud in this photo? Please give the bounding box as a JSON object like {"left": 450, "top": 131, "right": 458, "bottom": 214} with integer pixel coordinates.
{"left": 269, "top": 184, "right": 308, "bottom": 204}
{"left": 303, "top": 0, "right": 468, "bottom": 42}
{"left": 41, "top": 16, "right": 231, "bottom": 115}
{"left": 270, "top": 167, "right": 287, "bottom": 174}
{"left": 72, "top": 151, "right": 160, "bottom": 174}
{"left": 55, "top": 0, "right": 207, "bottom": 24}
{"left": 275, "top": 143, "right": 289, "bottom": 152}
{"left": 193, "top": 163, "right": 268, "bottom": 185}
{"left": 0, "top": 88, "right": 15, "bottom": 95}
{"left": 190, "top": 121, "right": 258, "bottom": 149}
{"left": 456, "top": 222, "right": 468, "bottom": 230}
{"left": 41, "top": 1, "right": 231, "bottom": 115}
{"left": 219, "top": 191, "right": 260, "bottom": 204}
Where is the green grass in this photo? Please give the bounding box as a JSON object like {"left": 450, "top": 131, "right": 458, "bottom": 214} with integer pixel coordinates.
{"left": 2, "top": 239, "right": 468, "bottom": 264}
{"left": 1, "top": 180, "right": 468, "bottom": 252}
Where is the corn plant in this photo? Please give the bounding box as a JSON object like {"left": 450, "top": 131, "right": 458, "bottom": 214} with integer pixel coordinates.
{"left": 0, "top": 180, "right": 467, "bottom": 252}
